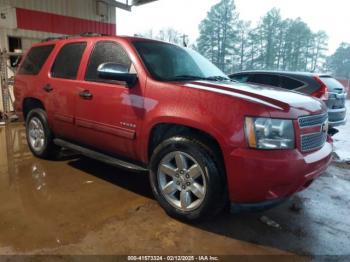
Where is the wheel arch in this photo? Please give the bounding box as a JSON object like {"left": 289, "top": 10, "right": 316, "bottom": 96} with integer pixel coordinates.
{"left": 146, "top": 120, "right": 227, "bottom": 176}
{"left": 23, "top": 97, "right": 45, "bottom": 121}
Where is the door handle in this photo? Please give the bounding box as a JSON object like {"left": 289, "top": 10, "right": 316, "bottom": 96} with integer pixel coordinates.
{"left": 79, "top": 90, "right": 93, "bottom": 100}
{"left": 43, "top": 84, "right": 53, "bottom": 93}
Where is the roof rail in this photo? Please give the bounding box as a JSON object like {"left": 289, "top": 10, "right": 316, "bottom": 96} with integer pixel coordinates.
{"left": 41, "top": 36, "right": 69, "bottom": 42}
{"left": 80, "top": 32, "right": 107, "bottom": 37}
{"left": 41, "top": 32, "right": 110, "bottom": 42}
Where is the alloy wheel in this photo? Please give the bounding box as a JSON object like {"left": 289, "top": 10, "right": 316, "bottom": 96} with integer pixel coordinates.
{"left": 157, "top": 151, "right": 207, "bottom": 211}
{"left": 28, "top": 117, "right": 46, "bottom": 152}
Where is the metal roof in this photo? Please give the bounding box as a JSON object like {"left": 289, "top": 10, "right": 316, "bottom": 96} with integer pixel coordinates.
{"left": 106, "top": 0, "right": 158, "bottom": 11}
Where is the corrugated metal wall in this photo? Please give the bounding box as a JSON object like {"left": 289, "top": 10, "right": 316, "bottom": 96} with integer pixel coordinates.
{"left": 0, "top": 0, "right": 116, "bottom": 50}
{"left": 0, "top": 0, "right": 116, "bottom": 23}
{"left": 0, "top": 0, "right": 117, "bottom": 114}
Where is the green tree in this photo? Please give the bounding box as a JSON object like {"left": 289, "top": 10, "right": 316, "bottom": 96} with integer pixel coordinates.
{"left": 258, "top": 8, "right": 283, "bottom": 69}
{"left": 197, "top": 0, "right": 239, "bottom": 73}
{"left": 310, "top": 31, "right": 328, "bottom": 72}
{"left": 236, "top": 20, "right": 251, "bottom": 71}
{"left": 136, "top": 28, "right": 185, "bottom": 45}
{"left": 327, "top": 43, "right": 350, "bottom": 78}
{"left": 245, "top": 28, "right": 260, "bottom": 70}
{"left": 238, "top": 9, "right": 329, "bottom": 72}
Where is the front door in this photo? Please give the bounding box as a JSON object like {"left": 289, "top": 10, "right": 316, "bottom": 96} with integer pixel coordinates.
{"left": 75, "top": 41, "right": 144, "bottom": 160}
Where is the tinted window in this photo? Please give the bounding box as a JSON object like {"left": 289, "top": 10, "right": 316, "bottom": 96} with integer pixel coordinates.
{"left": 51, "top": 42, "right": 86, "bottom": 79}
{"left": 18, "top": 45, "right": 54, "bottom": 75}
{"left": 280, "top": 76, "right": 304, "bottom": 90}
{"left": 85, "top": 41, "right": 132, "bottom": 82}
{"left": 231, "top": 74, "right": 249, "bottom": 83}
{"left": 248, "top": 74, "right": 280, "bottom": 87}
{"left": 133, "top": 41, "right": 228, "bottom": 81}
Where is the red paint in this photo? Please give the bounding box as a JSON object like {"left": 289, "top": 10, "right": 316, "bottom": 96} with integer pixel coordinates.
{"left": 16, "top": 8, "right": 116, "bottom": 35}
{"left": 14, "top": 36, "right": 332, "bottom": 205}
{"left": 312, "top": 75, "right": 329, "bottom": 100}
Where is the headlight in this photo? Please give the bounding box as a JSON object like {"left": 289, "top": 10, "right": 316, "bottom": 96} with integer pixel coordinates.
{"left": 245, "top": 117, "right": 295, "bottom": 150}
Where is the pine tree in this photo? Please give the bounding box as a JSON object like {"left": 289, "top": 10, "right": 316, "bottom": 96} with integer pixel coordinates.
{"left": 327, "top": 43, "right": 350, "bottom": 78}
{"left": 197, "top": 0, "right": 239, "bottom": 73}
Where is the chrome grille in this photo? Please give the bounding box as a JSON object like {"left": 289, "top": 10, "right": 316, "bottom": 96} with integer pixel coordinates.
{"left": 301, "top": 132, "right": 327, "bottom": 152}
{"left": 298, "top": 113, "right": 328, "bottom": 128}
{"left": 298, "top": 113, "right": 328, "bottom": 152}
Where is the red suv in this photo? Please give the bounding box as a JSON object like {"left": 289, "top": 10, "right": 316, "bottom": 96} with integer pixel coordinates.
{"left": 14, "top": 35, "right": 332, "bottom": 221}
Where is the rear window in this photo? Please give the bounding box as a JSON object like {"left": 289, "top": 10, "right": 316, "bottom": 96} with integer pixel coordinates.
{"left": 248, "top": 74, "right": 280, "bottom": 87}
{"left": 51, "top": 42, "right": 87, "bottom": 80}
{"left": 18, "top": 45, "right": 54, "bottom": 75}
{"left": 320, "top": 77, "right": 344, "bottom": 90}
{"left": 280, "top": 76, "right": 304, "bottom": 90}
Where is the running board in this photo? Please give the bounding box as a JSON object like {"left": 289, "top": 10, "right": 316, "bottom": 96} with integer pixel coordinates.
{"left": 54, "top": 139, "right": 148, "bottom": 173}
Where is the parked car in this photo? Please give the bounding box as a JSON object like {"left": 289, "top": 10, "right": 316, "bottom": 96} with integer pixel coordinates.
{"left": 230, "top": 71, "right": 347, "bottom": 128}
{"left": 14, "top": 35, "right": 332, "bottom": 221}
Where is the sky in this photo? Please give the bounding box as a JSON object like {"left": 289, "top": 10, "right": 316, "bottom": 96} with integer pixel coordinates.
{"left": 116, "top": 0, "right": 350, "bottom": 55}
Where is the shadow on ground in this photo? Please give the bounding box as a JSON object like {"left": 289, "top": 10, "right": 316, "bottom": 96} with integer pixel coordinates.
{"left": 67, "top": 156, "right": 350, "bottom": 256}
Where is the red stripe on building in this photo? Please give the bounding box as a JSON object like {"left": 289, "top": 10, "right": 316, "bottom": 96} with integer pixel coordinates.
{"left": 16, "top": 8, "right": 116, "bottom": 36}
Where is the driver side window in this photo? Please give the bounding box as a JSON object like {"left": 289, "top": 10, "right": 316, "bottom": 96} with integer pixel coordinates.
{"left": 85, "top": 41, "right": 135, "bottom": 82}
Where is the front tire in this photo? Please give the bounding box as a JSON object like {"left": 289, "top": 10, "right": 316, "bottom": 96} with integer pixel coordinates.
{"left": 26, "top": 108, "right": 60, "bottom": 159}
{"left": 150, "top": 136, "right": 226, "bottom": 222}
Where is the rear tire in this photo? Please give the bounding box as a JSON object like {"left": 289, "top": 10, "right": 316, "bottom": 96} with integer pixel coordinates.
{"left": 26, "top": 108, "right": 60, "bottom": 159}
{"left": 149, "top": 136, "right": 227, "bottom": 222}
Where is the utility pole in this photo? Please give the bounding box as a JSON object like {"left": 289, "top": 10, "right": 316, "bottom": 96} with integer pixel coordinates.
{"left": 181, "top": 34, "right": 188, "bottom": 47}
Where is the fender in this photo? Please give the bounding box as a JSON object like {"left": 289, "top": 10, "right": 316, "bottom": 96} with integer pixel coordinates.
{"left": 139, "top": 115, "right": 229, "bottom": 164}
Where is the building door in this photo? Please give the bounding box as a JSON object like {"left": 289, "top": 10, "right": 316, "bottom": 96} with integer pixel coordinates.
{"left": 8, "top": 37, "right": 22, "bottom": 67}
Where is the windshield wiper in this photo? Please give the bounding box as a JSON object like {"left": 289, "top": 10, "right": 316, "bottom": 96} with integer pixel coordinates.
{"left": 205, "top": 76, "right": 231, "bottom": 82}
{"left": 172, "top": 75, "right": 208, "bottom": 81}
{"left": 171, "top": 75, "right": 231, "bottom": 82}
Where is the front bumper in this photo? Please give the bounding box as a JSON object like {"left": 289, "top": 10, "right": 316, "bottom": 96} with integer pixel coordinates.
{"left": 226, "top": 139, "right": 333, "bottom": 204}
{"left": 328, "top": 107, "right": 347, "bottom": 127}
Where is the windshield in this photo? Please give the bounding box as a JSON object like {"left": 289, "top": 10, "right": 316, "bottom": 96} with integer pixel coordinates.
{"left": 133, "top": 41, "right": 229, "bottom": 82}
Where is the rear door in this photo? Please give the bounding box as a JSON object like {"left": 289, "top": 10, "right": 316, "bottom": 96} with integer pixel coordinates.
{"left": 46, "top": 41, "right": 87, "bottom": 140}
{"left": 75, "top": 40, "right": 143, "bottom": 160}
{"left": 14, "top": 45, "right": 55, "bottom": 116}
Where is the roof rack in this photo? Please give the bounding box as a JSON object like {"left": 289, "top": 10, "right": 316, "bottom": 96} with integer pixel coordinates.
{"left": 41, "top": 32, "right": 109, "bottom": 42}
{"left": 41, "top": 36, "right": 69, "bottom": 42}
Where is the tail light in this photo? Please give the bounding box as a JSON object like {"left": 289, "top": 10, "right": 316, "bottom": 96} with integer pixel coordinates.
{"left": 312, "top": 76, "right": 329, "bottom": 100}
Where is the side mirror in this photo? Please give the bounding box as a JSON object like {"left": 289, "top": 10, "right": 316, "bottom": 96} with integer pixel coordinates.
{"left": 97, "top": 62, "right": 138, "bottom": 87}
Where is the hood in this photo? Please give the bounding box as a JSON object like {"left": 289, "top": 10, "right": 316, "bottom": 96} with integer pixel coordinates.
{"left": 180, "top": 80, "right": 326, "bottom": 114}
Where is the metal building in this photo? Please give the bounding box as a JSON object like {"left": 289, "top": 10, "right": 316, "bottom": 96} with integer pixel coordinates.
{"left": 0, "top": 0, "right": 118, "bottom": 51}
{"left": 0, "top": 0, "right": 158, "bottom": 118}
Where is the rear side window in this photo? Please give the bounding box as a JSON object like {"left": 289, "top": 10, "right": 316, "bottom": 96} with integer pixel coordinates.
{"left": 85, "top": 41, "right": 132, "bottom": 82}
{"left": 280, "top": 76, "right": 304, "bottom": 90}
{"left": 18, "top": 45, "right": 54, "bottom": 75}
{"left": 51, "top": 42, "right": 87, "bottom": 80}
{"left": 248, "top": 74, "right": 280, "bottom": 87}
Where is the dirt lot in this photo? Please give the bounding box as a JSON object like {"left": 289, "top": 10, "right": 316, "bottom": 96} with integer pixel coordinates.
{"left": 0, "top": 123, "right": 349, "bottom": 258}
